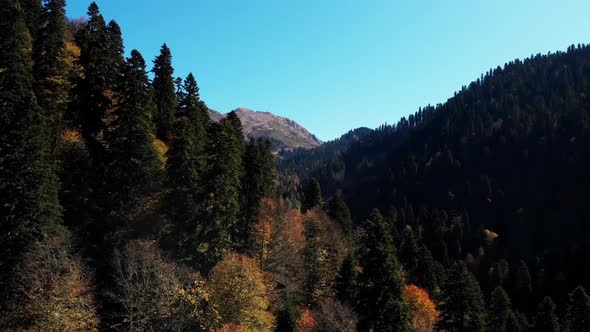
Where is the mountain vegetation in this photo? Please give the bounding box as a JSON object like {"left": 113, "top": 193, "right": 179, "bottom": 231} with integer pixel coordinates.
{"left": 1, "top": 1, "right": 590, "bottom": 331}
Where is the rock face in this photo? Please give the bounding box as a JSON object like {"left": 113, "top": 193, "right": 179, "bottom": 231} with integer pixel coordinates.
{"left": 208, "top": 107, "right": 322, "bottom": 150}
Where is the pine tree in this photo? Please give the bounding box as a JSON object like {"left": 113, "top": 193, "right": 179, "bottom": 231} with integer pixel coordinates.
{"left": 302, "top": 178, "right": 322, "bottom": 212}
{"left": 33, "top": 0, "right": 69, "bottom": 139}
{"left": 487, "top": 286, "right": 514, "bottom": 332}
{"left": 532, "top": 297, "right": 560, "bottom": 332}
{"left": 357, "top": 209, "right": 410, "bottom": 331}
{"left": 105, "top": 49, "right": 161, "bottom": 234}
{"left": 151, "top": 43, "right": 177, "bottom": 141}
{"left": 566, "top": 286, "right": 590, "bottom": 332}
{"left": 240, "top": 137, "right": 276, "bottom": 250}
{"left": 0, "top": 0, "right": 62, "bottom": 300}
{"left": 437, "top": 262, "right": 486, "bottom": 332}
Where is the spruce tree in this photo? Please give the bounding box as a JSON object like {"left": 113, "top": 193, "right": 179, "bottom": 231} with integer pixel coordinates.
{"left": 105, "top": 49, "right": 161, "bottom": 234}
{"left": 566, "top": 286, "right": 590, "bottom": 332}
{"left": 163, "top": 73, "right": 209, "bottom": 265}
{"left": 0, "top": 0, "right": 62, "bottom": 301}
{"left": 240, "top": 137, "right": 275, "bottom": 250}
{"left": 33, "top": 0, "right": 69, "bottom": 139}
{"left": 487, "top": 286, "right": 514, "bottom": 332}
{"left": 357, "top": 209, "right": 409, "bottom": 331}
{"left": 302, "top": 178, "right": 322, "bottom": 212}
{"left": 152, "top": 43, "right": 177, "bottom": 141}
{"left": 327, "top": 193, "right": 353, "bottom": 240}
{"left": 199, "top": 111, "right": 243, "bottom": 270}
{"left": 532, "top": 297, "right": 560, "bottom": 332}
{"left": 437, "top": 262, "right": 486, "bottom": 332}
{"left": 74, "top": 2, "right": 111, "bottom": 152}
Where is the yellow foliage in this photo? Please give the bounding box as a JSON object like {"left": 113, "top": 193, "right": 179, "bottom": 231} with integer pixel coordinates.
{"left": 208, "top": 251, "right": 275, "bottom": 332}
{"left": 153, "top": 138, "right": 169, "bottom": 166}
{"left": 403, "top": 284, "right": 440, "bottom": 332}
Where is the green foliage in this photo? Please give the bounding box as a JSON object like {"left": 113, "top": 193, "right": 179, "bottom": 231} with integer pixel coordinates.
{"left": 487, "top": 286, "right": 514, "bottom": 332}
{"left": 162, "top": 73, "right": 210, "bottom": 266}
{"left": 566, "top": 286, "right": 590, "bottom": 332}
{"left": 532, "top": 297, "right": 560, "bottom": 332}
{"left": 33, "top": 0, "right": 70, "bottom": 139}
{"left": 197, "top": 111, "right": 244, "bottom": 270}
{"left": 240, "top": 137, "right": 276, "bottom": 250}
{"left": 357, "top": 209, "right": 409, "bottom": 331}
{"left": 0, "top": 0, "right": 62, "bottom": 302}
{"left": 105, "top": 49, "right": 161, "bottom": 234}
{"left": 437, "top": 262, "right": 486, "bottom": 332}
{"left": 152, "top": 43, "right": 177, "bottom": 141}
{"left": 301, "top": 178, "right": 322, "bottom": 212}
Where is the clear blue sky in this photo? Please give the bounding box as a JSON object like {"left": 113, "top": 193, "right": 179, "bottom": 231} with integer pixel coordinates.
{"left": 66, "top": 0, "right": 590, "bottom": 141}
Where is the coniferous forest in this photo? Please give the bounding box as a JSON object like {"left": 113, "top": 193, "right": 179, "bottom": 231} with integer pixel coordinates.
{"left": 1, "top": 1, "right": 590, "bottom": 331}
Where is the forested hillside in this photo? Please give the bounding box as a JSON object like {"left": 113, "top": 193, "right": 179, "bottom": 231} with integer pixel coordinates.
{"left": 2, "top": 0, "right": 590, "bottom": 331}
{"left": 280, "top": 44, "right": 590, "bottom": 330}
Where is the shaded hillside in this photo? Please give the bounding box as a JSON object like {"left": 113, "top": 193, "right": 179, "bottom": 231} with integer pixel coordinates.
{"left": 209, "top": 107, "right": 322, "bottom": 150}
{"left": 282, "top": 44, "right": 590, "bottom": 310}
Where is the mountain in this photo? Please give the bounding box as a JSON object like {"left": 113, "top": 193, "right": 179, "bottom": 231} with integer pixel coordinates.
{"left": 208, "top": 107, "right": 322, "bottom": 150}
{"left": 280, "top": 45, "right": 590, "bottom": 307}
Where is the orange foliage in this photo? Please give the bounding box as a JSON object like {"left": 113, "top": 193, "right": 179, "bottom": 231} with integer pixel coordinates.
{"left": 403, "top": 284, "right": 440, "bottom": 332}
{"left": 59, "top": 128, "right": 83, "bottom": 144}
{"left": 297, "top": 308, "right": 317, "bottom": 332}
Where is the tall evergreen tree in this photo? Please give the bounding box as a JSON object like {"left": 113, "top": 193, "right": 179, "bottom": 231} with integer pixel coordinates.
{"left": 33, "top": 0, "right": 69, "bottom": 140}
{"left": 74, "top": 2, "right": 111, "bottom": 152}
{"left": 437, "top": 262, "right": 486, "bottom": 332}
{"left": 532, "top": 297, "right": 560, "bottom": 332}
{"left": 162, "top": 73, "right": 209, "bottom": 264}
{"left": 357, "top": 209, "right": 409, "bottom": 331}
{"left": 240, "top": 137, "right": 275, "bottom": 250}
{"left": 106, "top": 20, "right": 125, "bottom": 91}
{"left": 0, "top": 0, "right": 62, "bottom": 303}
{"left": 327, "top": 193, "right": 353, "bottom": 240}
{"left": 20, "top": 0, "right": 43, "bottom": 40}
{"left": 487, "top": 286, "right": 514, "bottom": 332}
{"left": 152, "top": 43, "right": 176, "bottom": 141}
{"left": 566, "top": 286, "right": 590, "bottom": 332}
{"left": 104, "top": 49, "right": 161, "bottom": 236}
{"left": 198, "top": 111, "right": 243, "bottom": 270}
{"left": 302, "top": 178, "right": 322, "bottom": 212}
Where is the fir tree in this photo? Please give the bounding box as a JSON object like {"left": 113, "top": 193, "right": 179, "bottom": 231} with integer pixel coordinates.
{"left": 487, "top": 286, "right": 514, "bottom": 332}
{"left": 105, "top": 49, "right": 161, "bottom": 233}
{"left": 74, "top": 2, "right": 111, "bottom": 152}
{"left": 33, "top": 0, "right": 69, "bottom": 139}
{"left": 566, "top": 286, "right": 590, "bottom": 332}
{"left": 532, "top": 297, "right": 560, "bottom": 332}
{"left": 151, "top": 43, "right": 176, "bottom": 141}
{"left": 162, "top": 73, "right": 209, "bottom": 264}
{"left": 327, "top": 193, "right": 353, "bottom": 240}
{"left": 302, "top": 178, "right": 322, "bottom": 212}
{"left": 240, "top": 137, "right": 275, "bottom": 249}
{"left": 357, "top": 209, "right": 410, "bottom": 331}
{"left": 198, "top": 112, "right": 243, "bottom": 271}
{"left": 437, "top": 262, "right": 486, "bottom": 332}
{"left": 0, "top": 0, "right": 62, "bottom": 301}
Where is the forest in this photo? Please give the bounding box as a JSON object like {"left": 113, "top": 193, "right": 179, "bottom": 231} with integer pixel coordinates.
{"left": 1, "top": 0, "right": 590, "bottom": 331}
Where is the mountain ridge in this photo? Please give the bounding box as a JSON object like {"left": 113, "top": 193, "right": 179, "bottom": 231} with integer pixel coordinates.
{"left": 208, "top": 107, "right": 322, "bottom": 151}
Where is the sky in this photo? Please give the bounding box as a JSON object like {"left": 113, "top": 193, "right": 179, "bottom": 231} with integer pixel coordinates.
{"left": 66, "top": 0, "right": 590, "bottom": 141}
